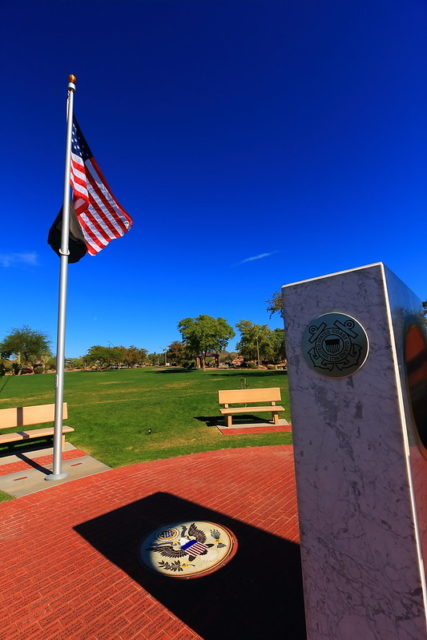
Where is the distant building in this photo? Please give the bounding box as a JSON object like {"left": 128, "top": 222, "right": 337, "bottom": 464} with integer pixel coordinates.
{"left": 230, "top": 356, "right": 244, "bottom": 367}
{"left": 195, "top": 352, "right": 219, "bottom": 368}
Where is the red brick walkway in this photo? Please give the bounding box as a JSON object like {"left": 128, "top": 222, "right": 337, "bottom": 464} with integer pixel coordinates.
{"left": 0, "top": 445, "right": 304, "bottom": 640}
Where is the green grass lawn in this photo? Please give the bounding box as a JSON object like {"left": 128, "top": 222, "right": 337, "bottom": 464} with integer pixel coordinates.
{"left": 0, "top": 368, "right": 292, "bottom": 499}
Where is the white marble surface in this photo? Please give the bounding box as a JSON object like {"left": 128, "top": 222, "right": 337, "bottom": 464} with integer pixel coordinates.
{"left": 282, "top": 263, "right": 427, "bottom": 640}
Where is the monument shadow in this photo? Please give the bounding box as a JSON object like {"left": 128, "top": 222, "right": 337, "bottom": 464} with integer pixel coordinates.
{"left": 74, "top": 492, "right": 306, "bottom": 640}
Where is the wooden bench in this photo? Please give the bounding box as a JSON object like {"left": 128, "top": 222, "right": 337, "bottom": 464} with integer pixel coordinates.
{"left": 218, "top": 387, "right": 285, "bottom": 427}
{"left": 0, "top": 403, "right": 74, "bottom": 450}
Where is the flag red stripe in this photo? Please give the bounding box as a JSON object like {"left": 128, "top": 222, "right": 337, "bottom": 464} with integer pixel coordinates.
{"left": 82, "top": 211, "right": 111, "bottom": 246}
{"left": 71, "top": 151, "right": 85, "bottom": 167}
{"left": 89, "top": 157, "right": 133, "bottom": 226}
{"left": 70, "top": 169, "right": 89, "bottom": 200}
{"left": 70, "top": 166, "right": 88, "bottom": 190}
{"left": 77, "top": 220, "right": 104, "bottom": 253}
{"left": 70, "top": 154, "right": 88, "bottom": 190}
{"left": 77, "top": 212, "right": 108, "bottom": 252}
{"left": 86, "top": 159, "right": 129, "bottom": 234}
{"left": 85, "top": 208, "right": 114, "bottom": 244}
{"left": 70, "top": 154, "right": 85, "bottom": 173}
{"left": 82, "top": 200, "right": 117, "bottom": 241}
{"left": 71, "top": 179, "right": 89, "bottom": 201}
{"left": 85, "top": 173, "right": 125, "bottom": 238}
{"left": 70, "top": 163, "right": 86, "bottom": 182}
{"left": 73, "top": 199, "right": 110, "bottom": 249}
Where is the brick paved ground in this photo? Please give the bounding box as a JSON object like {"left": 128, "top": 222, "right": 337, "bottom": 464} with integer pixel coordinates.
{"left": 0, "top": 445, "right": 305, "bottom": 640}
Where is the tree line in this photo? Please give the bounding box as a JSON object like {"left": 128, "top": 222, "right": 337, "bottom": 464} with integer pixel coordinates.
{"left": 175, "top": 315, "right": 284, "bottom": 369}
{"left": 0, "top": 321, "right": 285, "bottom": 375}
{"left": 0, "top": 292, "right": 285, "bottom": 374}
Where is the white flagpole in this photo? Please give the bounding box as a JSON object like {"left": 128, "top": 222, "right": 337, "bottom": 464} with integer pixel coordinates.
{"left": 46, "top": 74, "right": 77, "bottom": 481}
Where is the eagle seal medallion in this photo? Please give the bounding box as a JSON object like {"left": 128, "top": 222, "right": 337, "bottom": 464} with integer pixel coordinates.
{"left": 139, "top": 521, "right": 237, "bottom": 578}
{"left": 302, "top": 312, "right": 369, "bottom": 378}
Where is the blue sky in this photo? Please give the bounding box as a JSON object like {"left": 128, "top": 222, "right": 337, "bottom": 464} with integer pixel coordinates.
{"left": 1, "top": 0, "right": 426, "bottom": 357}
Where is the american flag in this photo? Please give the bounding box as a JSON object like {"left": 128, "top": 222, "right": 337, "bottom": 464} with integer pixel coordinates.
{"left": 70, "top": 117, "right": 133, "bottom": 256}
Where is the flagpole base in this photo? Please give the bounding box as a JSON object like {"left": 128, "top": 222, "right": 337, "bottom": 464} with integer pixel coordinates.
{"left": 45, "top": 472, "right": 68, "bottom": 482}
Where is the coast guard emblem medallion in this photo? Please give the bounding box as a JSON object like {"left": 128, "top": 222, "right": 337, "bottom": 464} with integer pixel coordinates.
{"left": 302, "top": 312, "right": 369, "bottom": 378}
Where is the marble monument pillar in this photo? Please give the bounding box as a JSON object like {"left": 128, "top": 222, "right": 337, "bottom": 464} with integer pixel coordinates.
{"left": 282, "top": 263, "right": 427, "bottom": 640}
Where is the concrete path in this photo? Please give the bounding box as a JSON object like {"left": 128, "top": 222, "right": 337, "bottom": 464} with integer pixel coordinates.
{"left": 0, "top": 445, "right": 305, "bottom": 640}
{"left": 0, "top": 443, "right": 111, "bottom": 497}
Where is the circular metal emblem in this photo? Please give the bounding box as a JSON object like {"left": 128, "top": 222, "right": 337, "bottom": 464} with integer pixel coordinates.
{"left": 139, "top": 521, "right": 237, "bottom": 579}
{"left": 302, "top": 312, "right": 369, "bottom": 378}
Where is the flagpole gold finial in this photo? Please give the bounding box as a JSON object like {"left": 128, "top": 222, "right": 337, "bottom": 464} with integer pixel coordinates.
{"left": 68, "top": 74, "right": 77, "bottom": 84}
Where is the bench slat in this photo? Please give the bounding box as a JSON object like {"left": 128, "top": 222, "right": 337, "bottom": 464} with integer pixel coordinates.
{"left": 218, "top": 387, "right": 282, "bottom": 405}
{"left": 220, "top": 405, "right": 285, "bottom": 415}
{"left": 0, "top": 426, "right": 74, "bottom": 444}
{"left": 0, "top": 403, "right": 68, "bottom": 429}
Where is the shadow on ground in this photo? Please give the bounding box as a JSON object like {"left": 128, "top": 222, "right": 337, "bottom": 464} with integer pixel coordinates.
{"left": 14, "top": 452, "right": 50, "bottom": 473}
{"left": 195, "top": 415, "right": 275, "bottom": 427}
{"left": 0, "top": 440, "right": 56, "bottom": 458}
{"left": 0, "top": 376, "right": 12, "bottom": 396}
{"left": 154, "top": 368, "right": 194, "bottom": 374}
{"left": 153, "top": 369, "right": 288, "bottom": 377}
{"left": 75, "top": 492, "right": 306, "bottom": 640}
{"left": 207, "top": 370, "right": 288, "bottom": 378}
